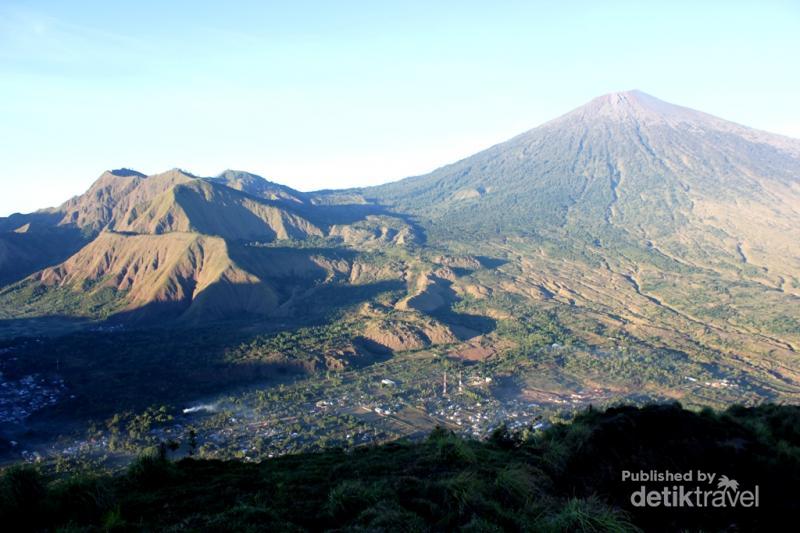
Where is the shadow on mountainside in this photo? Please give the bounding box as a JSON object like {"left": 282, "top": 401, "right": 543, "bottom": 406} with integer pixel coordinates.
{"left": 475, "top": 255, "right": 509, "bottom": 269}
{"left": 433, "top": 309, "right": 496, "bottom": 341}
{"left": 0, "top": 211, "right": 64, "bottom": 233}
{"left": 0, "top": 321, "right": 316, "bottom": 459}
{"left": 0, "top": 315, "right": 93, "bottom": 339}
{"left": 0, "top": 279, "right": 408, "bottom": 427}
{"left": 292, "top": 202, "right": 428, "bottom": 245}
{"left": 0, "top": 227, "right": 87, "bottom": 286}
{"left": 411, "top": 276, "right": 497, "bottom": 341}
{"left": 102, "top": 278, "right": 405, "bottom": 326}
{"left": 226, "top": 244, "right": 359, "bottom": 285}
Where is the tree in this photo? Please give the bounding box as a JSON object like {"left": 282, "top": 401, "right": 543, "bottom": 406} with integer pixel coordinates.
{"left": 187, "top": 428, "right": 198, "bottom": 456}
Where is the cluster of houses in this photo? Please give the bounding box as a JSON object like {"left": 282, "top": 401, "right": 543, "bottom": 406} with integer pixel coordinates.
{"left": 0, "top": 372, "right": 66, "bottom": 424}
{"left": 19, "top": 360, "right": 626, "bottom": 469}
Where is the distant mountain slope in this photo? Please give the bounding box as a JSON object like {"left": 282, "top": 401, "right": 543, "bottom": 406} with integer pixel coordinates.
{"left": 358, "top": 91, "right": 800, "bottom": 304}
{"left": 0, "top": 212, "right": 88, "bottom": 285}
{"left": 0, "top": 91, "right": 797, "bottom": 374}
{"left": 1, "top": 232, "right": 279, "bottom": 321}
{"left": 0, "top": 167, "right": 419, "bottom": 323}
{"left": 209, "top": 169, "right": 308, "bottom": 204}
{"left": 363, "top": 91, "right": 800, "bottom": 280}
{"left": 112, "top": 179, "right": 323, "bottom": 240}
{"left": 4, "top": 168, "right": 315, "bottom": 238}
{"left": 56, "top": 168, "right": 186, "bottom": 233}
{"left": 352, "top": 91, "right": 800, "bottom": 389}
{"left": 0, "top": 223, "right": 85, "bottom": 286}
{"left": 0, "top": 169, "right": 318, "bottom": 286}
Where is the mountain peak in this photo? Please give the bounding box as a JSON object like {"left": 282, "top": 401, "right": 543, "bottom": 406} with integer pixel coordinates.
{"left": 570, "top": 90, "right": 695, "bottom": 123}
{"left": 367, "top": 87, "right": 800, "bottom": 241}
{"left": 590, "top": 89, "right": 664, "bottom": 107}
{"left": 217, "top": 169, "right": 268, "bottom": 182}
{"left": 105, "top": 168, "right": 145, "bottom": 178}
{"left": 211, "top": 170, "right": 307, "bottom": 203}
{"left": 168, "top": 168, "right": 199, "bottom": 179}
{"left": 598, "top": 89, "right": 647, "bottom": 100}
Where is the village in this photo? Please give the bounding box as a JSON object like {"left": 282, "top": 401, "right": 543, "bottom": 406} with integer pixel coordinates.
{"left": 3, "top": 334, "right": 742, "bottom": 472}
{"left": 0, "top": 340, "right": 661, "bottom": 471}
{"left": 0, "top": 372, "right": 66, "bottom": 425}
{"left": 81, "top": 357, "right": 615, "bottom": 465}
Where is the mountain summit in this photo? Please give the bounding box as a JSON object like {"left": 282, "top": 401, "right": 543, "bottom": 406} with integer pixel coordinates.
{"left": 559, "top": 89, "right": 701, "bottom": 123}
{"left": 552, "top": 91, "right": 799, "bottom": 153}
{"left": 363, "top": 91, "right": 800, "bottom": 289}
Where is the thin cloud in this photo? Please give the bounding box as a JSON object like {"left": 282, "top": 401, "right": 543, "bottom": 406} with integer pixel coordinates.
{"left": 0, "top": 5, "right": 155, "bottom": 74}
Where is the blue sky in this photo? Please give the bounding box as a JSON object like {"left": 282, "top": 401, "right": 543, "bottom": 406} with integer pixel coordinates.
{"left": 1, "top": 1, "right": 799, "bottom": 215}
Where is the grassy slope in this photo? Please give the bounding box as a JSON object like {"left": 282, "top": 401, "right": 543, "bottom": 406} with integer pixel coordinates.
{"left": 2, "top": 403, "right": 799, "bottom": 532}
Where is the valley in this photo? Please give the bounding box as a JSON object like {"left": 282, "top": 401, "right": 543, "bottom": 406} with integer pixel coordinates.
{"left": 0, "top": 91, "right": 799, "bottom": 475}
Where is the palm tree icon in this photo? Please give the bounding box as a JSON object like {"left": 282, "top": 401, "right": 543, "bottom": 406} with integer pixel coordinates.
{"left": 717, "top": 475, "right": 739, "bottom": 492}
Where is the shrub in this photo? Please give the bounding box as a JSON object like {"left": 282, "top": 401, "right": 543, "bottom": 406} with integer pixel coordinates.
{"left": 429, "top": 430, "right": 477, "bottom": 465}
{"left": 540, "top": 497, "right": 640, "bottom": 533}
{"left": 494, "top": 465, "right": 539, "bottom": 506}
{"left": 125, "top": 449, "right": 177, "bottom": 488}
{"left": 355, "top": 501, "right": 427, "bottom": 532}
{"left": 439, "top": 471, "right": 486, "bottom": 515}
{"left": 0, "top": 465, "right": 47, "bottom": 524}
{"left": 50, "top": 475, "right": 116, "bottom": 525}
{"left": 489, "top": 423, "right": 522, "bottom": 449}
{"left": 460, "top": 516, "right": 505, "bottom": 532}
{"left": 326, "top": 479, "right": 380, "bottom": 524}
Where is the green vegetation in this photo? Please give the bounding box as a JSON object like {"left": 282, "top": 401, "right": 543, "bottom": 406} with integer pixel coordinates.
{"left": 1, "top": 93, "right": 800, "bottom": 532}
{"left": 3, "top": 403, "right": 799, "bottom": 531}
{"left": 224, "top": 321, "right": 363, "bottom": 368}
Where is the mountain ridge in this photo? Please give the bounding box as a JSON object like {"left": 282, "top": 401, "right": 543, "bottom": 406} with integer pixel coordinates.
{"left": 0, "top": 91, "right": 797, "bottom": 364}
{"left": 359, "top": 91, "right": 800, "bottom": 286}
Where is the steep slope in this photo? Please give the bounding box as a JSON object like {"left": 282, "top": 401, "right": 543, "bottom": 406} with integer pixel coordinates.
{"left": 113, "top": 179, "right": 323, "bottom": 240}
{"left": 56, "top": 168, "right": 193, "bottom": 233}
{"left": 0, "top": 223, "right": 85, "bottom": 285}
{"left": 42, "top": 168, "right": 314, "bottom": 237}
{"left": 0, "top": 167, "right": 424, "bottom": 325}
{"left": 1, "top": 232, "right": 280, "bottom": 321}
{"left": 364, "top": 91, "right": 800, "bottom": 270}
{"left": 363, "top": 90, "right": 800, "bottom": 294}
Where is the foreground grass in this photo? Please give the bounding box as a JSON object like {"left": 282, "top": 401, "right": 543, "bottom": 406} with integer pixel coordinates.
{"left": 2, "top": 403, "right": 799, "bottom": 531}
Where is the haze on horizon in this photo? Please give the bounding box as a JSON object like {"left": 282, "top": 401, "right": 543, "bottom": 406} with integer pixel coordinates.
{"left": 1, "top": 0, "right": 799, "bottom": 216}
